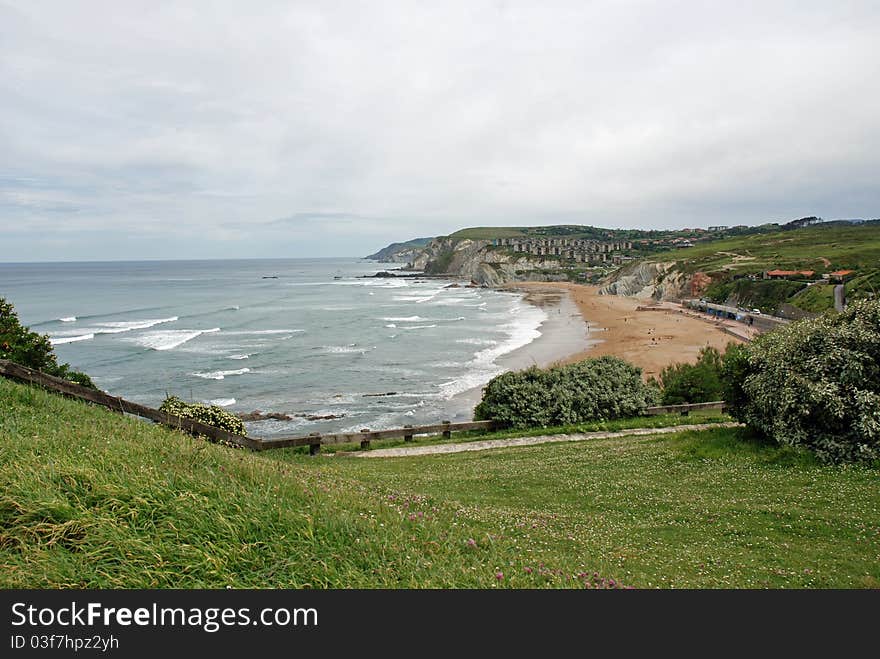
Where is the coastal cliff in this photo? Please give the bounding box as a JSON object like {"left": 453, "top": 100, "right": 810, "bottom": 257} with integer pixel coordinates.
{"left": 598, "top": 260, "right": 694, "bottom": 299}
{"left": 364, "top": 237, "right": 434, "bottom": 262}
{"left": 410, "top": 237, "right": 569, "bottom": 286}
{"left": 391, "top": 234, "right": 704, "bottom": 297}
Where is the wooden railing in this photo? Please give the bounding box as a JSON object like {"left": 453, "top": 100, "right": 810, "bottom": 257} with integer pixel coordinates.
{"left": 0, "top": 359, "right": 262, "bottom": 450}
{"left": 0, "top": 359, "right": 727, "bottom": 454}
{"left": 0, "top": 360, "right": 499, "bottom": 453}
{"left": 643, "top": 400, "right": 726, "bottom": 416}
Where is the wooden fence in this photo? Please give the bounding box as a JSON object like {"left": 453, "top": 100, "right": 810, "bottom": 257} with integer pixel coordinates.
{"left": 0, "top": 359, "right": 261, "bottom": 450}
{"left": 0, "top": 359, "right": 726, "bottom": 454}
{"left": 643, "top": 400, "right": 726, "bottom": 416}
{"left": 0, "top": 359, "right": 498, "bottom": 453}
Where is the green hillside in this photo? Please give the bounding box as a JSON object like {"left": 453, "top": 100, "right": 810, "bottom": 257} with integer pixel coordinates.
{"left": 2, "top": 377, "right": 878, "bottom": 588}
{"left": 448, "top": 224, "right": 704, "bottom": 242}
{"left": 654, "top": 222, "right": 880, "bottom": 312}
{"left": 655, "top": 222, "right": 880, "bottom": 274}
{"left": 364, "top": 237, "right": 434, "bottom": 260}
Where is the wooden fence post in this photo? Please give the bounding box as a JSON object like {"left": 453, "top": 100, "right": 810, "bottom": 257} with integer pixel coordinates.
{"left": 309, "top": 433, "right": 321, "bottom": 456}
{"left": 360, "top": 429, "right": 370, "bottom": 450}
{"left": 442, "top": 420, "right": 451, "bottom": 439}
{"left": 404, "top": 424, "right": 413, "bottom": 442}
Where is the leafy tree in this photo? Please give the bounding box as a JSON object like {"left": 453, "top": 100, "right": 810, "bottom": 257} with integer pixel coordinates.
{"left": 658, "top": 346, "right": 726, "bottom": 404}
{"left": 0, "top": 297, "right": 95, "bottom": 388}
{"left": 475, "top": 356, "right": 660, "bottom": 428}
{"left": 721, "top": 300, "right": 880, "bottom": 463}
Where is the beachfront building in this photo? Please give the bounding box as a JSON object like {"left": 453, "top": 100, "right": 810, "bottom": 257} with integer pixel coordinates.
{"left": 493, "top": 237, "right": 633, "bottom": 264}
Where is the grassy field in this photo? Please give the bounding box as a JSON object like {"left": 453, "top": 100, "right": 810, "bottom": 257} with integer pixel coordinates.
{"left": 653, "top": 222, "right": 880, "bottom": 274}
{"left": 1, "top": 378, "right": 878, "bottom": 588}
{"left": 790, "top": 283, "right": 836, "bottom": 313}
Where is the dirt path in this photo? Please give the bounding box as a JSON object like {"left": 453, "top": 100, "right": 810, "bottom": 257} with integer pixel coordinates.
{"left": 351, "top": 422, "right": 741, "bottom": 458}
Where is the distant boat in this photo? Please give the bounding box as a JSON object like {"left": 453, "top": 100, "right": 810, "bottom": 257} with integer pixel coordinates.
{"left": 262, "top": 275, "right": 278, "bottom": 279}
{"left": 333, "top": 276, "right": 342, "bottom": 279}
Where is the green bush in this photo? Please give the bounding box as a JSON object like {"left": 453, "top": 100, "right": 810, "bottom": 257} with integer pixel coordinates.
{"left": 657, "top": 346, "right": 726, "bottom": 405}
{"left": 159, "top": 396, "right": 247, "bottom": 438}
{"left": 474, "top": 356, "right": 660, "bottom": 428}
{"left": 0, "top": 297, "right": 95, "bottom": 388}
{"left": 721, "top": 299, "right": 880, "bottom": 463}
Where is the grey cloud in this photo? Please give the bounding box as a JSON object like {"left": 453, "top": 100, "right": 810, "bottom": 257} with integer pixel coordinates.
{"left": 1, "top": 1, "right": 878, "bottom": 260}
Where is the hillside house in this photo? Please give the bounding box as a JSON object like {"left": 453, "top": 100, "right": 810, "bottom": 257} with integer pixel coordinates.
{"left": 765, "top": 269, "right": 815, "bottom": 280}
{"left": 828, "top": 269, "right": 855, "bottom": 283}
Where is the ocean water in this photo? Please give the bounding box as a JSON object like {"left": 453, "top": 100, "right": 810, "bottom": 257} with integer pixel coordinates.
{"left": 0, "top": 259, "right": 548, "bottom": 437}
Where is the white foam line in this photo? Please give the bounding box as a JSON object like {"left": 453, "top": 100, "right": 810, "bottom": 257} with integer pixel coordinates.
{"left": 93, "top": 317, "right": 179, "bottom": 334}
{"left": 223, "top": 329, "right": 304, "bottom": 335}
{"left": 192, "top": 367, "right": 251, "bottom": 380}
{"left": 438, "top": 300, "right": 547, "bottom": 398}
{"left": 50, "top": 333, "right": 94, "bottom": 345}
{"left": 136, "top": 327, "right": 220, "bottom": 351}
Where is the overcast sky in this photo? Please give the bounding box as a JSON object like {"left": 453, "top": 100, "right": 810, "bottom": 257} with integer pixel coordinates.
{"left": 1, "top": 1, "right": 878, "bottom": 261}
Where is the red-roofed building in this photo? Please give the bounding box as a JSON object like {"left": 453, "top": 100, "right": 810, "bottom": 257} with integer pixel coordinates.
{"left": 765, "top": 269, "right": 816, "bottom": 280}
{"left": 828, "top": 269, "right": 856, "bottom": 282}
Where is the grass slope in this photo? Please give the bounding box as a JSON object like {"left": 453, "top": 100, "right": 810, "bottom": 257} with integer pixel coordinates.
{"left": 2, "top": 379, "right": 878, "bottom": 588}
{"left": 657, "top": 223, "right": 880, "bottom": 275}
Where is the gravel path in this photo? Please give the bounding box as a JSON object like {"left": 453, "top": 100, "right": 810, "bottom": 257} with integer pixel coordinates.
{"left": 353, "top": 421, "right": 742, "bottom": 458}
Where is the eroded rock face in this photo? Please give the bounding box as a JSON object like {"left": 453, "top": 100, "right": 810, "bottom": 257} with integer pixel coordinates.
{"left": 409, "top": 237, "right": 567, "bottom": 286}
{"left": 599, "top": 261, "right": 674, "bottom": 298}
{"left": 598, "top": 261, "right": 710, "bottom": 301}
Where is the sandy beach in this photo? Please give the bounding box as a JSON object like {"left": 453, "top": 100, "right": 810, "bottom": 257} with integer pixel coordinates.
{"left": 446, "top": 281, "right": 746, "bottom": 420}
{"left": 504, "top": 282, "right": 746, "bottom": 380}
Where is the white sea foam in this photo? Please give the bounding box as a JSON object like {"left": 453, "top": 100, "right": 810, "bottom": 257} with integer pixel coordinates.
{"left": 438, "top": 302, "right": 546, "bottom": 398}
{"left": 59, "top": 316, "right": 77, "bottom": 322}
{"left": 93, "top": 317, "right": 178, "bottom": 334}
{"left": 192, "top": 368, "right": 250, "bottom": 380}
{"left": 362, "top": 279, "right": 409, "bottom": 288}
{"left": 50, "top": 316, "right": 179, "bottom": 343}
{"left": 50, "top": 333, "right": 94, "bottom": 345}
{"left": 223, "top": 329, "right": 304, "bottom": 335}
{"left": 209, "top": 398, "right": 236, "bottom": 407}
{"left": 432, "top": 297, "right": 471, "bottom": 306}
{"left": 321, "top": 345, "right": 370, "bottom": 354}
{"left": 392, "top": 287, "right": 444, "bottom": 304}
{"left": 381, "top": 316, "right": 425, "bottom": 322}
{"left": 136, "top": 327, "right": 220, "bottom": 351}
{"left": 385, "top": 324, "right": 397, "bottom": 328}
{"left": 227, "top": 354, "right": 250, "bottom": 360}
{"left": 455, "top": 337, "right": 498, "bottom": 346}
{"left": 401, "top": 324, "right": 437, "bottom": 330}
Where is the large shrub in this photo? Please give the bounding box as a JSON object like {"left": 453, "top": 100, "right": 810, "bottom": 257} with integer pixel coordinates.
{"left": 721, "top": 300, "right": 880, "bottom": 463}
{"left": 159, "top": 396, "right": 247, "bottom": 437}
{"left": 657, "top": 346, "right": 726, "bottom": 405}
{"left": 474, "top": 356, "right": 660, "bottom": 428}
{"left": 0, "top": 297, "right": 95, "bottom": 388}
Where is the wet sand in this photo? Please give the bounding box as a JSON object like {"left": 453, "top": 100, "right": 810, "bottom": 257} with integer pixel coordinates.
{"left": 506, "top": 282, "right": 744, "bottom": 380}
{"left": 447, "top": 287, "right": 594, "bottom": 419}
{"left": 447, "top": 281, "right": 743, "bottom": 420}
